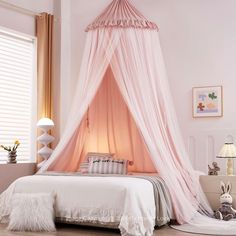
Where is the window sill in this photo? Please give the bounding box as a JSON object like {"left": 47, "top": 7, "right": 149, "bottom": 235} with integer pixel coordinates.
{"left": 0, "top": 161, "right": 36, "bottom": 165}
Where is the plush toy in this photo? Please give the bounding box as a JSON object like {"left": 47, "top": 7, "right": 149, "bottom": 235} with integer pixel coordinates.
{"left": 215, "top": 181, "right": 236, "bottom": 221}
{"left": 208, "top": 162, "right": 220, "bottom": 175}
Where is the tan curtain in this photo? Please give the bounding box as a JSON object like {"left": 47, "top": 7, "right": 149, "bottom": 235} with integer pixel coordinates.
{"left": 36, "top": 13, "right": 54, "bottom": 162}
{"left": 36, "top": 12, "right": 54, "bottom": 118}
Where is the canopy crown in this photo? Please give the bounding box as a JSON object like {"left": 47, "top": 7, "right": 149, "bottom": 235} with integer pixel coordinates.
{"left": 86, "top": 0, "right": 158, "bottom": 31}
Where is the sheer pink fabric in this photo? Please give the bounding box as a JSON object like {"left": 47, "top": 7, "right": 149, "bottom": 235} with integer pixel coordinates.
{"left": 48, "top": 66, "right": 156, "bottom": 172}
{"left": 82, "top": 67, "right": 156, "bottom": 172}
{"left": 38, "top": 0, "right": 217, "bottom": 226}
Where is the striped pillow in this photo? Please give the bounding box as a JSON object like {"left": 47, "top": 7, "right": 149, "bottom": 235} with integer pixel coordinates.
{"left": 78, "top": 153, "right": 113, "bottom": 173}
{"left": 88, "top": 158, "right": 128, "bottom": 175}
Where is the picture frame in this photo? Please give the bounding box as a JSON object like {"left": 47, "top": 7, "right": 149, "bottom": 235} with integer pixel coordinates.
{"left": 192, "top": 86, "right": 223, "bottom": 118}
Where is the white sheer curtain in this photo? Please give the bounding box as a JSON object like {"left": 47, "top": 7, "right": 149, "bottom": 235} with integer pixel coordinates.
{"left": 108, "top": 28, "right": 236, "bottom": 231}
{"left": 108, "top": 28, "right": 211, "bottom": 222}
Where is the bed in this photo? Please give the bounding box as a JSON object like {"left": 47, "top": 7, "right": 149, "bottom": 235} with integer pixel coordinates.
{"left": 0, "top": 173, "right": 173, "bottom": 236}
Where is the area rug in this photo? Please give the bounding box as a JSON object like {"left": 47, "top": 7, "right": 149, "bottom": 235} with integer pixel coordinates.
{"left": 171, "top": 222, "right": 236, "bottom": 235}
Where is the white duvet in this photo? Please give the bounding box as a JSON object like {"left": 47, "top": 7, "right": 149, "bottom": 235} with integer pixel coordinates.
{"left": 0, "top": 175, "right": 156, "bottom": 236}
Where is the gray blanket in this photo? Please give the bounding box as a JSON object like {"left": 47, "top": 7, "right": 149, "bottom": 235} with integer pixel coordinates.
{"left": 133, "top": 176, "right": 173, "bottom": 226}
{"left": 39, "top": 172, "right": 174, "bottom": 227}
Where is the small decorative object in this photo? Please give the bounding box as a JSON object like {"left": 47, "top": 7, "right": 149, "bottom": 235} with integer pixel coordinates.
{"left": 37, "top": 118, "right": 54, "bottom": 168}
{"left": 217, "top": 142, "right": 236, "bottom": 176}
{"left": 0, "top": 140, "right": 20, "bottom": 164}
{"left": 214, "top": 181, "right": 236, "bottom": 221}
{"left": 208, "top": 162, "right": 220, "bottom": 175}
{"left": 192, "top": 86, "right": 223, "bottom": 117}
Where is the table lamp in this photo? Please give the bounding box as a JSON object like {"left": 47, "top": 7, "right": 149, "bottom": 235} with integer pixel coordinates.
{"left": 37, "top": 118, "right": 54, "bottom": 165}
{"left": 217, "top": 142, "right": 236, "bottom": 176}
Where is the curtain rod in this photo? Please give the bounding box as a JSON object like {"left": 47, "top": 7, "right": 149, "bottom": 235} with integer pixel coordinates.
{"left": 0, "top": 0, "right": 41, "bottom": 17}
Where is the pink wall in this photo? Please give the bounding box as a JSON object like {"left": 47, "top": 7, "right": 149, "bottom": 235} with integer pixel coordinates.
{"left": 63, "top": 0, "right": 236, "bottom": 174}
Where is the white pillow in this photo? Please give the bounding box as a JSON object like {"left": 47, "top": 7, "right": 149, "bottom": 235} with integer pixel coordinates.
{"left": 8, "top": 193, "right": 56, "bottom": 232}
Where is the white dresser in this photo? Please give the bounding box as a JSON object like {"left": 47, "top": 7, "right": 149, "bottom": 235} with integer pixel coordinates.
{"left": 200, "top": 175, "right": 236, "bottom": 211}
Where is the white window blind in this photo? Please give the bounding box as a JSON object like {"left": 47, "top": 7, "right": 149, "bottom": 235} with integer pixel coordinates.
{"left": 0, "top": 28, "right": 37, "bottom": 162}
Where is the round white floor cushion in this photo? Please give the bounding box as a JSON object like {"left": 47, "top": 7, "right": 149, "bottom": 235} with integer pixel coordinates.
{"left": 7, "top": 193, "right": 56, "bottom": 232}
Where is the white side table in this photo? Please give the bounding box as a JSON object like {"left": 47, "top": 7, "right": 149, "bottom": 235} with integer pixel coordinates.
{"left": 0, "top": 162, "right": 36, "bottom": 193}
{"left": 200, "top": 175, "right": 236, "bottom": 211}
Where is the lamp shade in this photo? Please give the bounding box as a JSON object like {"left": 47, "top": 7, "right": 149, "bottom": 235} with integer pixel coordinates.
{"left": 217, "top": 143, "right": 236, "bottom": 158}
{"left": 37, "top": 118, "right": 54, "bottom": 131}
{"left": 37, "top": 118, "right": 54, "bottom": 127}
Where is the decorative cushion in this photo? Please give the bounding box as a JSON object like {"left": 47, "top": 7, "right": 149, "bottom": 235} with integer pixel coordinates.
{"left": 78, "top": 152, "right": 113, "bottom": 173}
{"left": 88, "top": 158, "right": 129, "bottom": 175}
{"left": 8, "top": 193, "right": 56, "bottom": 232}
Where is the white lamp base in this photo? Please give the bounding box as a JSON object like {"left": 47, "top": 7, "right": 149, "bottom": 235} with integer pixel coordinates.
{"left": 38, "top": 146, "right": 53, "bottom": 160}
{"left": 227, "top": 158, "right": 234, "bottom": 176}
{"left": 37, "top": 118, "right": 54, "bottom": 165}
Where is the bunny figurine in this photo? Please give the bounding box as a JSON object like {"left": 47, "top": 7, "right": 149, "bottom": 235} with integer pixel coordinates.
{"left": 214, "top": 181, "right": 236, "bottom": 221}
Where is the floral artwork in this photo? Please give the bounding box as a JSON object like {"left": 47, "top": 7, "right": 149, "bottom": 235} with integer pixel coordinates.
{"left": 192, "top": 86, "right": 223, "bottom": 117}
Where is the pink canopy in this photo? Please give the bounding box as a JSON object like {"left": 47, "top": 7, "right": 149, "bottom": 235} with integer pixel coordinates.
{"left": 39, "top": 0, "right": 215, "bottom": 227}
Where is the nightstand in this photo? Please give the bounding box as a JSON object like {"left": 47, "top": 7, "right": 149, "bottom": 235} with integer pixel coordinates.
{"left": 200, "top": 175, "right": 236, "bottom": 211}
{"left": 0, "top": 162, "right": 36, "bottom": 193}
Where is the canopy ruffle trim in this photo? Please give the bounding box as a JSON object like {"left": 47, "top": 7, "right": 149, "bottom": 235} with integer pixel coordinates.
{"left": 86, "top": 19, "right": 158, "bottom": 32}
{"left": 85, "top": 0, "right": 158, "bottom": 32}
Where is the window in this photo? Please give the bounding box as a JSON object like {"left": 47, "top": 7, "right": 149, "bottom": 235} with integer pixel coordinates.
{"left": 0, "top": 27, "right": 37, "bottom": 162}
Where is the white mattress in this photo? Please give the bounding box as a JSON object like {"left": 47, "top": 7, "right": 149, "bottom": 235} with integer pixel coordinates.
{"left": 0, "top": 175, "right": 156, "bottom": 236}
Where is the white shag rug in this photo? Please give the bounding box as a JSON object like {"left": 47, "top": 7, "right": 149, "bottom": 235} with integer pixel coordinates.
{"left": 171, "top": 221, "right": 236, "bottom": 236}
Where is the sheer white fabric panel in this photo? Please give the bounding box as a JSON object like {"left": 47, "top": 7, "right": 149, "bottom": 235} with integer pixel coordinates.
{"left": 107, "top": 28, "right": 211, "bottom": 222}
{"left": 38, "top": 30, "right": 120, "bottom": 172}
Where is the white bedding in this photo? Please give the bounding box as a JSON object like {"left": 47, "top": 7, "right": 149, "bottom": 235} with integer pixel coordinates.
{"left": 0, "top": 175, "right": 156, "bottom": 236}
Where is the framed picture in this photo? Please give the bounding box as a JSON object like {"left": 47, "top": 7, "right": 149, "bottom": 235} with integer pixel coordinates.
{"left": 192, "top": 86, "right": 223, "bottom": 118}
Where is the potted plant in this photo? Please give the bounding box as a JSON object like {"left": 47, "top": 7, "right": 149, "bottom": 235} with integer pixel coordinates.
{"left": 1, "top": 140, "right": 20, "bottom": 164}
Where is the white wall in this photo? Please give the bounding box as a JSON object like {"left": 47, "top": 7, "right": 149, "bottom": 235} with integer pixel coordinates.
{"left": 0, "top": 0, "right": 54, "bottom": 186}
{"left": 63, "top": 0, "right": 236, "bottom": 174}
{"left": 0, "top": 0, "right": 54, "bottom": 35}
{"left": 153, "top": 0, "right": 236, "bottom": 174}
{"left": 1, "top": 0, "right": 235, "bottom": 174}
{"left": 0, "top": 0, "right": 61, "bottom": 147}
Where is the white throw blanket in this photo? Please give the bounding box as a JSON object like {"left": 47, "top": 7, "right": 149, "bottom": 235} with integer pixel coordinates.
{"left": 0, "top": 175, "right": 157, "bottom": 236}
